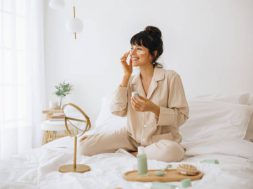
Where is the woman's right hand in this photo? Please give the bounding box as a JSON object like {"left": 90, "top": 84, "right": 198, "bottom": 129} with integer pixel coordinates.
{"left": 120, "top": 51, "right": 132, "bottom": 77}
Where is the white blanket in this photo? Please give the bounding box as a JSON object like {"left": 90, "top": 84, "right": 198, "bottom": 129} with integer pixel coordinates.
{"left": 0, "top": 137, "right": 253, "bottom": 189}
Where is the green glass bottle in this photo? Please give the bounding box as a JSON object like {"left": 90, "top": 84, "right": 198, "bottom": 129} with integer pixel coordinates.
{"left": 137, "top": 146, "right": 148, "bottom": 175}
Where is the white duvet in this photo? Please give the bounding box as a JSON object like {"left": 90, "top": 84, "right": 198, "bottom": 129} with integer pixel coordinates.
{"left": 0, "top": 136, "right": 252, "bottom": 189}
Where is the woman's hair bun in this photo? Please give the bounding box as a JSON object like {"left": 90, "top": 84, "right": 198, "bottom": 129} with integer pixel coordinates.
{"left": 144, "top": 26, "right": 162, "bottom": 39}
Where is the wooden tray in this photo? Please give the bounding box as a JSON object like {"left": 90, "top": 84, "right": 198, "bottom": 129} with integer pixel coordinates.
{"left": 123, "top": 169, "right": 204, "bottom": 182}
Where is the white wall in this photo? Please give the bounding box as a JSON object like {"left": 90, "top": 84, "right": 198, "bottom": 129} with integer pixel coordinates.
{"left": 45, "top": 0, "right": 253, "bottom": 124}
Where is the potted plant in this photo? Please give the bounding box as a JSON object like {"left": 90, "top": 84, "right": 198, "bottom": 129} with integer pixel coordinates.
{"left": 54, "top": 81, "right": 73, "bottom": 109}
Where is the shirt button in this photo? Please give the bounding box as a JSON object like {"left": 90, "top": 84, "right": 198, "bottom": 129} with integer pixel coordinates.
{"left": 142, "top": 138, "right": 147, "bottom": 144}
{"left": 144, "top": 124, "right": 148, "bottom": 128}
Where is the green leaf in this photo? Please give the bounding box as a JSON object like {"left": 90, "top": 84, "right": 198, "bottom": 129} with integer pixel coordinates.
{"left": 54, "top": 81, "right": 73, "bottom": 97}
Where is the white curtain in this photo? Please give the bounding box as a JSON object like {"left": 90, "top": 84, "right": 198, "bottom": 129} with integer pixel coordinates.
{"left": 0, "top": 0, "right": 45, "bottom": 159}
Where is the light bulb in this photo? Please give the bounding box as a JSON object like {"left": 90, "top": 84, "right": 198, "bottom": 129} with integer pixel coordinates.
{"left": 49, "top": 0, "right": 65, "bottom": 10}
{"left": 66, "top": 18, "right": 83, "bottom": 33}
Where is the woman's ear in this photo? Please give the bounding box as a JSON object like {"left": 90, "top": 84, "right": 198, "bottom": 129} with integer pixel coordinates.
{"left": 152, "top": 50, "right": 158, "bottom": 61}
{"left": 153, "top": 50, "right": 158, "bottom": 58}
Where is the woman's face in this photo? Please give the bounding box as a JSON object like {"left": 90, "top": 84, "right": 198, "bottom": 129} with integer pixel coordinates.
{"left": 130, "top": 44, "right": 153, "bottom": 67}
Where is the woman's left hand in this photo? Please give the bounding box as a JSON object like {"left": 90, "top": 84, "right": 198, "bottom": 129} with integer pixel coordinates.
{"left": 131, "top": 95, "right": 160, "bottom": 117}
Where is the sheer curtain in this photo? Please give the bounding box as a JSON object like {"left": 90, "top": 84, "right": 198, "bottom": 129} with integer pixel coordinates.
{"left": 0, "top": 0, "right": 45, "bottom": 159}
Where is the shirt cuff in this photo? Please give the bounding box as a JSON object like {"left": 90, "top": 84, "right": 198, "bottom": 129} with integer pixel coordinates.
{"left": 157, "top": 107, "right": 177, "bottom": 126}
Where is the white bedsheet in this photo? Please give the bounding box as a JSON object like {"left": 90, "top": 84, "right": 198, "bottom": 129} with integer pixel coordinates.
{"left": 0, "top": 137, "right": 252, "bottom": 189}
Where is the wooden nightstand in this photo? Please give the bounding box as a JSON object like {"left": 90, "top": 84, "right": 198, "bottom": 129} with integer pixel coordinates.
{"left": 41, "top": 109, "right": 68, "bottom": 144}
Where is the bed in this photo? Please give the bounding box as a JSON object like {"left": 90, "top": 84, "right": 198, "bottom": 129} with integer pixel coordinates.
{"left": 0, "top": 93, "right": 253, "bottom": 189}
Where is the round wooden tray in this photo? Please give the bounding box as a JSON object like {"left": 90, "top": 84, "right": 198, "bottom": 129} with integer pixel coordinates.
{"left": 123, "top": 169, "right": 204, "bottom": 182}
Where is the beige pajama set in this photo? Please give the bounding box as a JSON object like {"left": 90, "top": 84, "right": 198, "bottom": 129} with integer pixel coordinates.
{"left": 79, "top": 67, "right": 189, "bottom": 162}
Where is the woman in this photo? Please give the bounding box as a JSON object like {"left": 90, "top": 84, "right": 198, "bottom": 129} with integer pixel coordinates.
{"left": 79, "top": 26, "right": 189, "bottom": 162}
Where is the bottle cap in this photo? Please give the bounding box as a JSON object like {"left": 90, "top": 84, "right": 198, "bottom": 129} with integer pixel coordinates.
{"left": 138, "top": 146, "right": 145, "bottom": 154}
{"left": 132, "top": 91, "right": 139, "bottom": 97}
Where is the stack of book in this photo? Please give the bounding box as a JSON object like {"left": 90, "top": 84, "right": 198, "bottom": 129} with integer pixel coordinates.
{"left": 42, "top": 109, "right": 65, "bottom": 121}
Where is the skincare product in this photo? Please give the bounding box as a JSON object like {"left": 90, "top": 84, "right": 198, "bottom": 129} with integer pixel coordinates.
{"left": 137, "top": 146, "right": 148, "bottom": 175}
{"left": 132, "top": 91, "right": 139, "bottom": 97}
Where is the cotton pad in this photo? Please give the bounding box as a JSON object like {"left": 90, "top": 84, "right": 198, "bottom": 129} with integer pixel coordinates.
{"left": 154, "top": 171, "right": 166, "bottom": 176}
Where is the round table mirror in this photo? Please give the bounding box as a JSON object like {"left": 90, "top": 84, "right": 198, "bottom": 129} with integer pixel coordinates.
{"left": 58, "top": 103, "right": 91, "bottom": 173}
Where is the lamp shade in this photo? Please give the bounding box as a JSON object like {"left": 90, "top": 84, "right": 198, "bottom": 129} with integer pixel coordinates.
{"left": 66, "top": 18, "right": 83, "bottom": 33}
{"left": 49, "top": 0, "right": 65, "bottom": 10}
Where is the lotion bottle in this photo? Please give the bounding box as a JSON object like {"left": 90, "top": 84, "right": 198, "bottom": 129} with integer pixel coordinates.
{"left": 137, "top": 146, "right": 148, "bottom": 175}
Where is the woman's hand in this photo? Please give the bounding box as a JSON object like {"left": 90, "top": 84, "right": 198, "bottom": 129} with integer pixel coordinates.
{"left": 120, "top": 51, "right": 132, "bottom": 77}
{"left": 131, "top": 95, "right": 160, "bottom": 117}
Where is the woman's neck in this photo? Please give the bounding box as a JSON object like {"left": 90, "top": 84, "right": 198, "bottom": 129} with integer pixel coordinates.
{"left": 139, "top": 64, "right": 154, "bottom": 81}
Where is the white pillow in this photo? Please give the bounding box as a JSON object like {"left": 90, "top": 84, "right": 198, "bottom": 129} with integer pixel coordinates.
{"left": 180, "top": 100, "right": 253, "bottom": 141}
{"left": 180, "top": 99, "right": 253, "bottom": 159}
{"left": 191, "top": 93, "right": 250, "bottom": 105}
{"left": 185, "top": 139, "right": 253, "bottom": 159}
{"left": 191, "top": 92, "right": 253, "bottom": 142}
{"left": 189, "top": 93, "right": 253, "bottom": 142}
{"left": 94, "top": 96, "right": 126, "bottom": 134}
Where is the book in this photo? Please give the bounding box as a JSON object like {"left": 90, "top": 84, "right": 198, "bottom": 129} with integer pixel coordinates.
{"left": 43, "top": 109, "right": 65, "bottom": 120}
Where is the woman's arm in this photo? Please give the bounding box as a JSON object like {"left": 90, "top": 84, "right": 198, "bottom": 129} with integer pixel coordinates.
{"left": 110, "top": 51, "right": 132, "bottom": 117}
{"left": 157, "top": 73, "right": 189, "bottom": 127}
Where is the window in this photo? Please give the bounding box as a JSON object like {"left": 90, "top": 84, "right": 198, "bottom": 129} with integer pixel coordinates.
{"left": 0, "top": 0, "right": 44, "bottom": 159}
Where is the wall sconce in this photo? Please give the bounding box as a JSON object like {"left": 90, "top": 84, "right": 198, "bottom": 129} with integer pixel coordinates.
{"left": 66, "top": 6, "right": 83, "bottom": 40}
{"left": 49, "top": 0, "right": 83, "bottom": 40}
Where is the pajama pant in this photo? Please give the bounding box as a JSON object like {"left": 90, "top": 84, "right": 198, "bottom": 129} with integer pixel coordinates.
{"left": 78, "top": 127, "right": 184, "bottom": 162}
